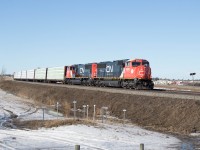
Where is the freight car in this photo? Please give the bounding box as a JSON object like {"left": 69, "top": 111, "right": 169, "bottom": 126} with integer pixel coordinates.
{"left": 14, "top": 59, "right": 154, "bottom": 90}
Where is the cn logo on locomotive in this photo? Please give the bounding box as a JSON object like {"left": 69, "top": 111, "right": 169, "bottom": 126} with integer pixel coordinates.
{"left": 106, "top": 65, "right": 113, "bottom": 73}
{"left": 80, "top": 68, "right": 84, "bottom": 74}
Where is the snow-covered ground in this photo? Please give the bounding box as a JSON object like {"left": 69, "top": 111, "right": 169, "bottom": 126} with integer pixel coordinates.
{"left": 0, "top": 89, "right": 182, "bottom": 150}
{"left": 0, "top": 91, "right": 61, "bottom": 122}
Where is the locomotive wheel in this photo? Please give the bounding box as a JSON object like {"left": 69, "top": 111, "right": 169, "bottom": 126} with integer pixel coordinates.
{"left": 135, "top": 84, "right": 142, "bottom": 90}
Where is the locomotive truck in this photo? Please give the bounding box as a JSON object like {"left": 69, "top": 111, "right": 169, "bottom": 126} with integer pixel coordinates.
{"left": 14, "top": 59, "right": 154, "bottom": 90}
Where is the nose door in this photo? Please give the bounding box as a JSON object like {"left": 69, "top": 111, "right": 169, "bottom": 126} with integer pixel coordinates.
{"left": 123, "top": 61, "right": 132, "bottom": 79}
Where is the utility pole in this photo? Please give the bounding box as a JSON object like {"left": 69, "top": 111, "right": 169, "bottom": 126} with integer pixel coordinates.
{"left": 190, "top": 73, "right": 196, "bottom": 100}
{"left": 190, "top": 73, "right": 196, "bottom": 86}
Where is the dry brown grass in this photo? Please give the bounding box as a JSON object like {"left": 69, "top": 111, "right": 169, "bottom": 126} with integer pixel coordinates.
{"left": 13, "top": 119, "right": 97, "bottom": 130}
{"left": 60, "top": 101, "right": 71, "bottom": 117}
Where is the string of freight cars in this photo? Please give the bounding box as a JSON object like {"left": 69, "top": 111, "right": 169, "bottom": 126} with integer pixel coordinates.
{"left": 14, "top": 59, "right": 154, "bottom": 90}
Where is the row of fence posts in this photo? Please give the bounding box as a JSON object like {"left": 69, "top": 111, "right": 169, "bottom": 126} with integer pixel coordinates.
{"left": 75, "top": 144, "right": 144, "bottom": 150}
{"left": 38, "top": 100, "right": 192, "bottom": 150}
{"left": 72, "top": 100, "right": 127, "bottom": 124}
{"left": 39, "top": 101, "right": 145, "bottom": 149}
{"left": 39, "top": 101, "right": 61, "bottom": 121}
{"left": 39, "top": 100, "right": 127, "bottom": 123}
{"left": 72, "top": 102, "right": 143, "bottom": 149}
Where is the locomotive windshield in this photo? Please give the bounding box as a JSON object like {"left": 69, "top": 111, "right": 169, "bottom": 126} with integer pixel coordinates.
{"left": 70, "top": 66, "right": 75, "bottom": 70}
{"left": 132, "top": 62, "right": 141, "bottom": 67}
{"left": 142, "top": 61, "right": 149, "bottom": 67}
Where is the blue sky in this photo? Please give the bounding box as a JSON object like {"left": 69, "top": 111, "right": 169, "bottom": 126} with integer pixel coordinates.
{"left": 0, "top": 0, "right": 200, "bottom": 79}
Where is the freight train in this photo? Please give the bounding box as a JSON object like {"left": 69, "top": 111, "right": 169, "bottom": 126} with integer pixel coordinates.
{"left": 14, "top": 59, "right": 154, "bottom": 90}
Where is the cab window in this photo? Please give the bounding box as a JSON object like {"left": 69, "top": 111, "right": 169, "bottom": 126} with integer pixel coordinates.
{"left": 125, "top": 62, "right": 130, "bottom": 67}
{"left": 132, "top": 62, "right": 141, "bottom": 67}
{"left": 142, "top": 61, "right": 149, "bottom": 67}
{"left": 70, "top": 67, "right": 75, "bottom": 70}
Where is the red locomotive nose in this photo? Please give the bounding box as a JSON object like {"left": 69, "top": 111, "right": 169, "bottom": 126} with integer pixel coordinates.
{"left": 139, "top": 66, "right": 150, "bottom": 79}
{"left": 139, "top": 68, "right": 145, "bottom": 76}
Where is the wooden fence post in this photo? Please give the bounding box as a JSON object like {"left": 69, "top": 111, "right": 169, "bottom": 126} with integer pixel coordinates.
{"left": 140, "top": 143, "right": 144, "bottom": 150}
{"left": 75, "top": 145, "right": 80, "bottom": 150}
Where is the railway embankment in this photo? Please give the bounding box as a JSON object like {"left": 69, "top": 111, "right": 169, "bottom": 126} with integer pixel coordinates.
{"left": 0, "top": 80, "right": 200, "bottom": 135}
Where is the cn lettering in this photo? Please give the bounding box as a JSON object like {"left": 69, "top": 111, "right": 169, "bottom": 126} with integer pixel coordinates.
{"left": 80, "top": 68, "right": 84, "bottom": 73}
{"left": 106, "top": 65, "right": 113, "bottom": 73}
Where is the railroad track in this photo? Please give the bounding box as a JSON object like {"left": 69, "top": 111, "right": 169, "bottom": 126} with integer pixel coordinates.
{"left": 15, "top": 81, "right": 200, "bottom": 100}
